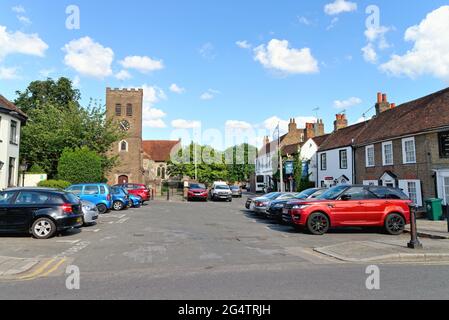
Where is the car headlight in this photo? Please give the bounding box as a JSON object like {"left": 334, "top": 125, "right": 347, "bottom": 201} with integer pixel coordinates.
{"left": 292, "top": 204, "right": 310, "bottom": 210}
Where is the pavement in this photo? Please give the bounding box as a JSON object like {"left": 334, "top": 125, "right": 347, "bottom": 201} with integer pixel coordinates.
{"left": 406, "top": 219, "right": 449, "bottom": 239}
{"left": 1, "top": 195, "right": 449, "bottom": 299}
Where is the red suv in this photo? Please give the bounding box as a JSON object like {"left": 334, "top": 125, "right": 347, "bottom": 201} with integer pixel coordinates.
{"left": 114, "top": 184, "right": 150, "bottom": 203}
{"left": 187, "top": 183, "right": 208, "bottom": 202}
{"left": 283, "top": 185, "right": 412, "bottom": 235}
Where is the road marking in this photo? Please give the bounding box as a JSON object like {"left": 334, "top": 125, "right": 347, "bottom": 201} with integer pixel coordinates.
{"left": 39, "top": 258, "right": 67, "bottom": 278}
{"left": 83, "top": 228, "right": 101, "bottom": 233}
{"left": 116, "top": 217, "right": 130, "bottom": 224}
{"left": 56, "top": 240, "right": 81, "bottom": 244}
{"left": 18, "top": 258, "right": 56, "bottom": 280}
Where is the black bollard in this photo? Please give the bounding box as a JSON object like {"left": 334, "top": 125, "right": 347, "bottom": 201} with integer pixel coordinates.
{"left": 446, "top": 204, "right": 449, "bottom": 233}
{"left": 408, "top": 205, "right": 423, "bottom": 249}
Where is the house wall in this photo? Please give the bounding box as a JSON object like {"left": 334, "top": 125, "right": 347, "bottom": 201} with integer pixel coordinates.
{"left": 0, "top": 113, "right": 21, "bottom": 190}
{"left": 301, "top": 139, "right": 318, "bottom": 186}
{"left": 317, "top": 146, "right": 353, "bottom": 188}
{"left": 355, "top": 132, "right": 449, "bottom": 205}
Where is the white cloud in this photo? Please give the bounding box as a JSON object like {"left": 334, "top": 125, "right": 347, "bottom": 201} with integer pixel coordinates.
{"left": 17, "top": 15, "right": 31, "bottom": 25}
{"left": 140, "top": 84, "right": 168, "bottom": 128}
{"left": 39, "top": 68, "right": 55, "bottom": 78}
{"left": 254, "top": 39, "right": 319, "bottom": 75}
{"left": 326, "top": 17, "right": 339, "bottom": 30}
{"left": 120, "top": 55, "right": 164, "bottom": 73}
{"left": 334, "top": 97, "right": 362, "bottom": 109}
{"left": 73, "top": 75, "right": 81, "bottom": 88}
{"left": 236, "top": 40, "right": 252, "bottom": 49}
{"left": 225, "top": 120, "right": 253, "bottom": 130}
{"left": 380, "top": 6, "right": 449, "bottom": 81}
{"left": 0, "top": 66, "right": 19, "bottom": 79}
{"left": 171, "top": 119, "right": 201, "bottom": 129}
{"left": 63, "top": 37, "right": 114, "bottom": 79}
{"left": 324, "top": 0, "right": 357, "bottom": 15}
{"left": 298, "top": 16, "right": 311, "bottom": 26}
{"left": 0, "top": 25, "right": 48, "bottom": 61}
{"left": 169, "top": 83, "right": 185, "bottom": 94}
{"left": 141, "top": 84, "right": 167, "bottom": 107}
{"left": 200, "top": 89, "right": 220, "bottom": 100}
{"left": 362, "top": 43, "right": 378, "bottom": 63}
{"left": 115, "top": 70, "right": 132, "bottom": 81}
{"left": 12, "top": 6, "right": 25, "bottom": 13}
{"left": 199, "top": 42, "right": 216, "bottom": 60}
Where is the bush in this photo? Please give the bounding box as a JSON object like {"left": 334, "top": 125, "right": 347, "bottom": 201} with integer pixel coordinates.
{"left": 57, "top": 147, "right": 104, "bottom": 184}
{"left": 38, "top": 180, "right": 71, "bottom": 189}
{"left": 27, "top": 164, "right": 46, "bottom": 174}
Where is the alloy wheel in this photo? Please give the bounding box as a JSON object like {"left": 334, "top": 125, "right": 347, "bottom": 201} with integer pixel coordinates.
{"left": 386, "top": 214, "right": 405, "bottom": 235}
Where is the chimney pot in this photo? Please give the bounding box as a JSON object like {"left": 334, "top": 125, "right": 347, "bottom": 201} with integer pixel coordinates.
{"left": 377, "top": 92, "right": 382, "bottom": 103}
{"left": 391, "top": 103, "right": 396, "bottom": 109}
{"left": 382, "top": 93, "right": 388, "bottom": 103}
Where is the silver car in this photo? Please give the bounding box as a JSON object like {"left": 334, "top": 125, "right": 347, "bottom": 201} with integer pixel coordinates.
{"left": 230, "top": 186, "right": 243, "bottom": 198}
{"left": 81, "top": 200, "right": 99, "bottom": 226}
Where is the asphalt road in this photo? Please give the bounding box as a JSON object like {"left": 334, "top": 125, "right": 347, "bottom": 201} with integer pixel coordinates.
{"left": 1, "top": 195, "right": 449, "bottom": 300}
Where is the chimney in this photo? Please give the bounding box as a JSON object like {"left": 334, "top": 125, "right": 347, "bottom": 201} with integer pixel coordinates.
{"left": 334, "top": 114, "right": 348, "bottom": 132}
{"left": 375, "top": 92, "right": 391, "bottom": 115}
{"left": 288, "top": 118, "right": 297, "bottom": 133}
{"left": 390, "top": 103, "right": 396, "bottom": 109}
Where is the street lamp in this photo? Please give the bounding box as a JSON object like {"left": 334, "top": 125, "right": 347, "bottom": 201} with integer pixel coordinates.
{"left": 19, "top": 161, "right": 28, "bottom": 187}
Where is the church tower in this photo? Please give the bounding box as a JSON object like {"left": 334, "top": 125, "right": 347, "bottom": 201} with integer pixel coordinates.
{"left": 106, "top": 88, "right": 144, "bottom": 184}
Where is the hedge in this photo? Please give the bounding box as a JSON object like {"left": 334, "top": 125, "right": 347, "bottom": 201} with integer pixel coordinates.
{"left": 37, "top": 180, "right": 72, "bottom": 189}
{"left": 57, "top": 147, "right": 103, "bottom": 184}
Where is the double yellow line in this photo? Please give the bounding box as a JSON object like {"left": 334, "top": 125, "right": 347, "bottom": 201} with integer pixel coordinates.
{"left": 18, "top": 257, "right": 67, "bottom": 281}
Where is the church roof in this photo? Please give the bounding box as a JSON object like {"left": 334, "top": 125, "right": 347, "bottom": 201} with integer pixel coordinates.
{"left": 142, "top": 140, "right": 181, "bottom": 162}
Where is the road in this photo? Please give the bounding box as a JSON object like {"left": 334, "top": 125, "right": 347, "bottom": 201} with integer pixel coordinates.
{"left": 1, "top": 196, "right": 449, "bottom": 300}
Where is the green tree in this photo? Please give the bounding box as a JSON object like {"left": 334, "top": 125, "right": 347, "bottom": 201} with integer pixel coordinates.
{"left": 17, "top": 78, "right": 124, "bottom": 178}
{"left": 57, "top": 147, "right": 104, "bottom": 184}
{"left": 224, "top": 143, "right": 257, "bottom": 183}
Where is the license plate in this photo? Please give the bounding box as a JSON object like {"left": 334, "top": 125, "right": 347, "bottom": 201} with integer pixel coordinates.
{"left": 283, "top": 209, "right": 289, "bottom": 214}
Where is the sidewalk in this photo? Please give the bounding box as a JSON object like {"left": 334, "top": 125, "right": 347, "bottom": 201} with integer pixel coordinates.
{"left": 406, "top": 219, "right": 449, "bottom": 239}
{"left": 314, "top": 237, "right": 449, "bottom": 263}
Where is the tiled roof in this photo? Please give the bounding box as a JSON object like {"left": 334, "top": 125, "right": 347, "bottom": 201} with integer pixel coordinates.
{"left": 311, "top": 134, "right": 331, "bottom": 147}
{"left": 318, "top": 121, "right": 369, "bottom": 152}
{"left": 0, "top": 94, "right": 27, "bottom": 119}
{"left": 282, "top": 143, "right": 301, "bottom": 156}
{"left": 142, "top": 140, "right": 181, "bottom": 162}
{"left": 355, "top": 87, "right": 449, "bottom": 146}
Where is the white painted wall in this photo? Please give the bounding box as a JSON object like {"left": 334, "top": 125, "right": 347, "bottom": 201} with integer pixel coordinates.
{"left": 317, "top": 147, "right": 353, "bottom": 188}
{"left": 0, "top": 113, "right": 21, "bottom": 190}
{"left": 301, "top": 138, "right": 319, "bottom": 185}
{"left": 18, "top": 173, "right": 48, "bottom": 187}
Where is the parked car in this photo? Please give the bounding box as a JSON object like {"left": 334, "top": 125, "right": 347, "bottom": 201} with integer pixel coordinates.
{"left": 66, "top": 184, "right": 113, "bottom": 214}
{"left": 246, "top": 192, "right": 279, "bottom": 210}
{"left": 187, "top": 183, "right": 208, "bottom": 202}
{"left": 128, "top": 194, "right": 142, "bottom": 208}
{"left": 266, "top": 188, "right": 326, "bottom": 222}
{"left": 0, "top": 188, "right": 83, "bottom": 239}
{"left": 230, "top": 186, "right": 243, "bottom": 198}
{"left": 283, "top": 185, "right": 412, "bottom": 235}
{"left": 114, "top": 183, "right": 150, "bottom": 203}
{"left": 210, "top": 183, "right": 232, "bottom": 202}
{"left": 111, "top": 186, "right": 130, "bottom": 211}
{"left": 81, "top": 200, "right": 99, "bottom": 226}
{"left": 253, "top": 193, "right": 300, "bottom": 215}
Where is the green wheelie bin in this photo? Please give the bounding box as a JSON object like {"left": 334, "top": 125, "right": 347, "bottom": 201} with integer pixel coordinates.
{"left": 425, "top": 198, "right": 443, "bottom": 221}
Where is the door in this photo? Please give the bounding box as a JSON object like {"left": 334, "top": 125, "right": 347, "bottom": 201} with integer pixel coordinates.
{"left": 82, "top": 185, "right": 101, "bottom": 204}
{"left": 118, "top": 175, "right": 129, "bottom": 185}
{"left": 363, "top": 187, "right": 389, "bottom": 225}
{"left": 7, "top": 191, "right": 43, "bottom": 231}
{"left": 333, "top": 187, "right": 368, "bottom": 225}
{"left": 0, "top": 191, "right": 16, "bottom": 231}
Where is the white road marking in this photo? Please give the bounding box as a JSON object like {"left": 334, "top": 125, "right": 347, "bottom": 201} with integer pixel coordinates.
{"left": 56, "top": 240, "right": 81, "bottom": 244}
{"left": 116, "top": 217, "right": 130, "bottom": 224}
{"left": 83, "top": 228, "right": 101, "bottom": 233}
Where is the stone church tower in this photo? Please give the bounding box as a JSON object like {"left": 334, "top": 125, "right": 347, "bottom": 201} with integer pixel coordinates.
{"left": 106, "top": 88, "right": 144, "bottom": 184}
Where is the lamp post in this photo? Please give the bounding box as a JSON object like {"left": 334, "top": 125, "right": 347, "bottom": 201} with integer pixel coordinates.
{"left": 19, "top": 161, "right": 28, "bottom": 187}
{"left": 408, "top": 205, "right": 423, "bottom": 249}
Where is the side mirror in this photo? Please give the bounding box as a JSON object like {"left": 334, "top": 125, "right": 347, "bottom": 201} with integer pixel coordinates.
{"left": 340, "top": 194, "right": 352, "bottom": 201}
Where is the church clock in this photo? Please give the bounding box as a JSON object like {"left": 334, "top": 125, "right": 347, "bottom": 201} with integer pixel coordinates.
{"left": 119, "top": 120, "right": 131, "bottom": 132}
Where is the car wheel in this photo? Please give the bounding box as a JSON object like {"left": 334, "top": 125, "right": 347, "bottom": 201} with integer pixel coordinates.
{"left": 113, "top": 201, "right": 124, "bottom": 211}
{"left": 306, "top": 212, "right": 330, "bottom": 235}
{"left": 97, "top": 204, "right": 108, "bottom": 214}
{"left": 31, "top": 218, "right": 56, "bottom": 239}
{"left": 385, "top": 213, "right": 406, "bottom": 235}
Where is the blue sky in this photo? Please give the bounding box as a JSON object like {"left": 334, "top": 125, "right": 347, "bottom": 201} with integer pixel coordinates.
{"left": 1, "top": 0, "right": 449, "bottom": 149}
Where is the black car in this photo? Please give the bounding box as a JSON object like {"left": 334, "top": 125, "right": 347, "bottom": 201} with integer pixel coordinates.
{"left": 266, "top": 188, "right": 326, "bottom": 222}
{"left": 0, "top": 188, "right": 83, "bottom": 239}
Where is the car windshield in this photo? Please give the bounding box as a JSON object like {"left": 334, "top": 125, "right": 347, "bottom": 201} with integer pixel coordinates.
{"left": 263, "top": 192, "right": 281, "bottom": 200}
{"left": 316, "top": 186, "right": 348, "bottom": 200}
{"left": 230, "top": 186, "right": 240, "bottom": 190}
{"left": 190, "top": 184, "right": 206, "bottom": 189}
{"left": 216, "top": 185, "right": 230, "bottom": 190}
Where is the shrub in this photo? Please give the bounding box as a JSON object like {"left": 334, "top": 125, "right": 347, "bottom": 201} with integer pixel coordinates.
{"left": 57, "top": 147, "right": 104, "bottom": 184}
{"left": 27, "top": 164, "right": 46, "bottom": 174}
{"left": 38, "top": 180, "right": 71, "bottom": 189}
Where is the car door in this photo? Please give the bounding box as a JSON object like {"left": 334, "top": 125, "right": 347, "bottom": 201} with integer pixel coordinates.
{"left": 83, "top": 185, "right": 101, "bottom": 204}
{"left": 333, "top": 187, "right": 368, "bottom": 225}
{"left": 0, "top": 191, "right": 17, "bottom": 231}
{"left": 363, "top": 187, "right": 389, "bottom": 224}
{"left": 7, "top": 191, "right": 46, "bottom": 231}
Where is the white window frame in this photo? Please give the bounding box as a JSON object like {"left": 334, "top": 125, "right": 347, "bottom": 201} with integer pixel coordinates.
{"left": 320, "top": 153, "right": 327, "bottom": 171}
{"left": 399, "top": 179, "right": 422, "bottom": 207}
{"left": 365, "top": 145, "right": 375, "bottom": 167}
{"left": 119, "top": 140, "right": 128, "bottom": 153}
{"left": 402, "top": 137, "right": 416, "bottom": 164}
{"left": 339, "top": 149, "right": 348, "bottom": 169}
{"left": 382, "top": 141, "right": 394, "bottom": 166}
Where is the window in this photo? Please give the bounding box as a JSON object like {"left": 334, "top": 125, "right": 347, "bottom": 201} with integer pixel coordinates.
{"left": 100, "top": 186, "right": 106, "bottom": 194}
{"left": 339, "top": 150, "right": 348, "bottom": 169}
{"left": 14, "top": 192, "right": 62, "bottom": 205}
{"left": 382, "top": 142, "right": 394, "bottom": 166}
{"left": 341, "top": 187, "right": 369, "bottom": 200}
{"left": 157, "top": 167, "right": 161, "bottom": 177}
{"left": 0, "top": 191, "right": 16, "bottom": 204}
{"left": 439, "top": 131, "right": 449, "bottom": 158}
{"left": 115, "top": 104, "right": 122, "bottom": 116}
{"left": 320, "top": 153, "right": 327, "bottom": 171}
{"left": 126, "top": 104, "right": 133, "bottom": 117}
{"left": 402, "top": 137, "right": 416, "bottom": 164}
{"left": 120, "top": 141, "right": 128, "bottom": 152}
{"left": 67, "top": 185, "right": 83, "bottom": 195}
{"left": 84, "top": 186, "right": 99, "bottom": 195}
{"left": 407, "top": 181, "right": 418, "bottom": 205}
{"left": 444, "top": 177, "right": 449, "bottom": 205}
{"left": 8, "top": 157, "right": 15, "bottom": 187}
{"left": 369, "top": 187, "right": 408, "bottom": 200}
{"left": 10, "top": 120, "right": 18, "bottom": 144}
{"left": 366, "top": 145, "right": 375, "bottom": 167}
